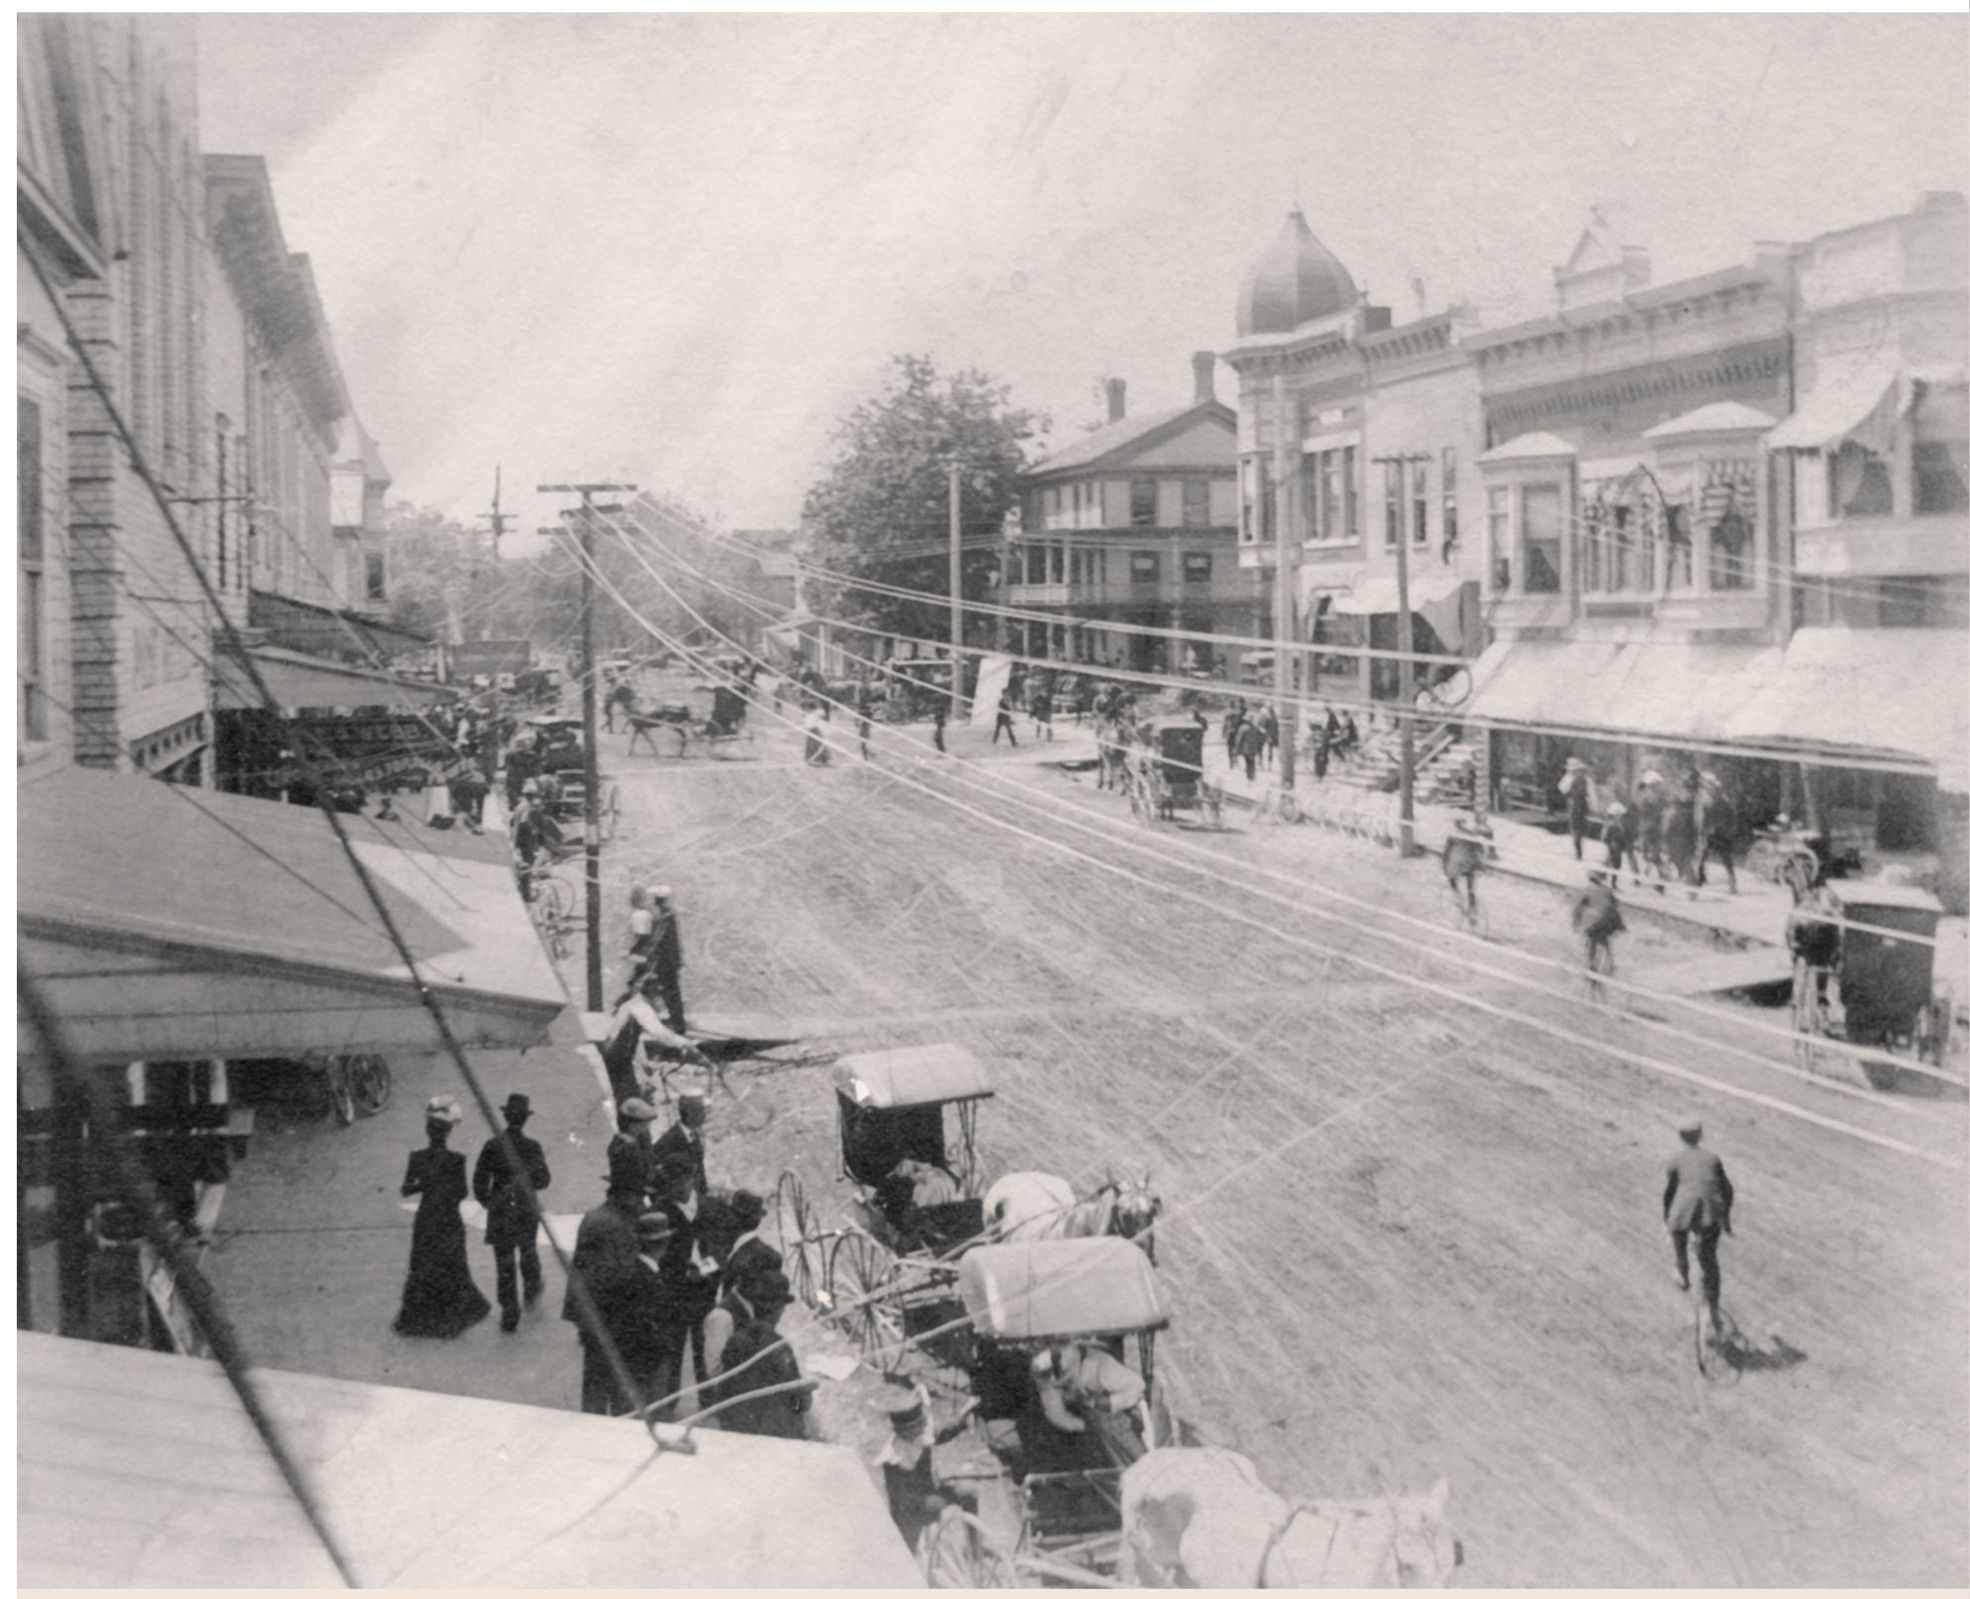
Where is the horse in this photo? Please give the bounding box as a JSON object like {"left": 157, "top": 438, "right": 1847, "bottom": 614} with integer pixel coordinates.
{"left": 984, "top": 1170, "right": 1163, "bottom": 1261}
{"left": 1120, "top": 1445, "right": 1462, "bottom": 1588}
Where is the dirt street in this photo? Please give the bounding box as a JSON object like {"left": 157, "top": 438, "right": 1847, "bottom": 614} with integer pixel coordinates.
{"left": 589, "top": 690, "right": 1967, "bottom": 1588}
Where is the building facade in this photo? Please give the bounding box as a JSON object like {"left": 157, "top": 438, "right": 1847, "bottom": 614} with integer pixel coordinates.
{"left": 1222, "top": 211, "right": 1485, "bottom": 710}
{"left": 1010, "top": 358, "right": 1249, "bottom": 676}
{"left": 19, "top": 14, "right": 216, "bottom": 781}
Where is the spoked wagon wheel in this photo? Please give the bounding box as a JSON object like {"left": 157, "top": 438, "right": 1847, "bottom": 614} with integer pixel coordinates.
{"left": 774, "top": 1170, "right": 820, "bottom": 1308}
{"left": 601, "top": 782, "right": 623, "bottom": 840}
{"left": 827, "top": 1230, "right": 904, "bottom": 1370}
{"left": 918, "top": 1507, "right": 1022, "bottom": 1588}
{"left": 347, "top": 1055, "right": 391, "bottom": 1119}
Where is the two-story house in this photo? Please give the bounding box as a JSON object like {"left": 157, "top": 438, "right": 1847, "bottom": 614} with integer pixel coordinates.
{"left": 1010, "top": 357, "right": 1249, "bottom": 677}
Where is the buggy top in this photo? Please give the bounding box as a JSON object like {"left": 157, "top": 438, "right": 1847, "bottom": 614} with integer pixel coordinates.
{"left": 833, "top": 1043, "right": 994, "bottom": 1109}
{"left": 959, "top": 1236, "right": 1169, "bottom": 1344}
{"left": 1824, "top": 881, "right": 1945, "bottom": 919}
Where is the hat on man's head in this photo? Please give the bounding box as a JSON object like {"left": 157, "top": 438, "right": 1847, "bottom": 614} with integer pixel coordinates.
{"left": 618, "top": 1097, "right": 660, "bottom": 1123}
{"left": 424, "top": 1096, "right": 463, "bottom": 1127}
{"left": 1678, "top": 1116, "right": 1703, "bottom": 1137}
{"left": 637, "top": 1210, "right": 675, "bottom": 1244}
{"left": 503, "top": 1093, "right": 532, "bottom": 1121}
{"left": 651, "top": 884, "right": 674, "bottom": 900}
{"left": 745, "top": 1268, "right": 793, "bottom": 1313}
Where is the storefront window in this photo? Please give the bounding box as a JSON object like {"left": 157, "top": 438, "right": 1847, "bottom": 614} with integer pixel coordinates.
{"left": 1521, "top": 483, "right": 1563, "bottom": 593}
{"left": 1913, "top": 383, "right": 1968, "bottom": 514}
{"left": 1831, "top": 444, "right": 1893, "bottom": 518}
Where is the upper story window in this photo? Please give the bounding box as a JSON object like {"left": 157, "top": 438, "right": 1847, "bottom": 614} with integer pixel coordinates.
{"left": 1830, "top": 443, "right": 1893, "bottom": 518}
{"left": 1130, "top": 479, "right": 1157, "bottom": 526}
{"left": 366, "top": 553, "right": 387, "bottom": 602}
{"left": 19, "top": 394, "right": 48, "bottom": 743}
{"left": 1130, "top": 551, "right": 1160, "bottom": 583}
{"left": 1183, "top": 551, "right": 1212, "bottom": 582}
{"left": 1383, "top": 460, "right": 1402, "bottom": 550}
{"left": 1441, "top": 448, "right": 1458, "bottom": 556}
{"left": 1411, "top": 459, "right": 1430, "bottom": 546}
{"left": 1182, "top": 478, "right": 1210, "bottom": 526}
{"left": 1914, "top": 382, "right": 1968, "bottom": 514}
{"left": 1698, "top": 460, "right": 1758, "bottom": 591}
{"left": 1521, "top": 484, "right": 1563, "bottom": 593}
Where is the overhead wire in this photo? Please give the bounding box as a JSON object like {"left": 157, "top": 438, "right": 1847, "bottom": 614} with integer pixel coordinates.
{"left": 558, "top": 525, "right": 1964, "bottom": 1164}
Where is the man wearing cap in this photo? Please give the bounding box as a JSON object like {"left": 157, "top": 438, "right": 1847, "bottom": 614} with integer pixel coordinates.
{"left": 1030, "top": 1342, "right": 1146, "bottom": 1470}
{"left": 565, "top": 1171, "right": 646, "bottom": 1415}
{"left": 1664, "top": 1119, "right": 1735, "bottom": 1333}
{"left": 473, "top": 1093, "right": 553, "bottom": 1332}
{"left": 705, "top": 1269, "right": 810, "bottom": 1439}
{"left": 652, "top": 1087, "right": 711, "bottom": 1199}
{"left": 644, "top": 887, "right": 687, "bottom": 1035}
{"left": 873, "top": 1382, "right": 979, "bottom": 1551}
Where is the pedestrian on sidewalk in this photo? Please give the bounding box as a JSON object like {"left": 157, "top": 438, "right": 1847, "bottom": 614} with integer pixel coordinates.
{"left": 646, "top": 886, "right": 687, "bottom": 1034}
{"left": 473, "top": 1093, "right": 552, "bottom": 1332}
{"left": 565, "top": 1173, "right": 645, "bottom": 1415}
{"left": 856, "top": 705, "right": 875, "bottom": 761}
{"left": 1602, "top": 800, "right": 1633, "bottom": 878}
{"left": 1339, "top": 712, "right": 1361, "bottom": 760}
{"left": 1258, "top": 704, "right": 1279, "bottom": 769}
{"left": 1559, "top": 757, "right": 1594, "bottom": 860}
{"left": 1312, "top": 717, "right": 1332, "bottom": 782}
{"left": 393, "top": 1097, "right": 493, "bottom": 1340}
{"left": 706, "top": 1270, "right": 809, "bottom": 1439}
{"left": 1223, "top": 700, "right": 1246, "bottom": 763}
{"left": 451, "top": 763, "right": 489, "bottom": 833}
{"left": 607, "top": 1097, "right": 660, "bottom": 1209}
{"left": 1235, "top": 716, "right": 1265, "bottom": 783}
{"left": 802, "top": 703, "right": 831, "bottom": 766}
{"left": 931, "top": 700, "right": 948, "bottom": 755}
{"left": 653, "top": 1086, "right": 712, "bottom": 1198}
{"left": 620, "top": 1208, "right": 684, "bottom": 1408}
{"left": 1032, "top": 690, "right": 1054, "bottom": 743}
{"left": 992, "top": 689, "right": 1020, "bottom": 746}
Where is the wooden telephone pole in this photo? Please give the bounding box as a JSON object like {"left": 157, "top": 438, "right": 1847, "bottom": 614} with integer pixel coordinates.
{"left": 538, "top": 482, "right": 636, "bottom": 1010}
{"left": 1372, "top": 452, "right": 1427, "bottom": 857}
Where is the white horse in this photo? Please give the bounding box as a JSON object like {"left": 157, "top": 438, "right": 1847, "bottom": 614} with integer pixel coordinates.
{"left": 983, "top": 1170, "right": 1163, "bottom": 1260}
{"left": 1120, "top": 1446, "right": 1461, "bottom": 1588}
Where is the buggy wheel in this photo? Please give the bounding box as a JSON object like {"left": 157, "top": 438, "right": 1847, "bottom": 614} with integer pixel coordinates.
{"left": 774, "top": 1170, "right": 820, "bottom": 1308}
{"left": 348, "top": 1055, "right": 391, "bottom": 1118}
{"left": 601, "top": 783, "right": 622, "bottom": 841}
{"left": 919, "top": 1507, "right": 1022, "bottom": 1589}
{"left": 324, "top": 1057, "right": 356, "bottom": 1126}
{"left": 826, "top": 1230, "right": 904, "bottom": 1370}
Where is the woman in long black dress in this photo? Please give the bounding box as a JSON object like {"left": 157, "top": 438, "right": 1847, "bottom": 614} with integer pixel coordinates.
{"left": 394, "top": 1096, "right": 492, "bottom": 1338}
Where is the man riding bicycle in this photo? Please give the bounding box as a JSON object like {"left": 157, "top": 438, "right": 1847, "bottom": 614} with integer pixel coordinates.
{"left": 1442, "top": 814, "right": 1492, "bottom": 919}
{"left": 1663, "top": 1117, "right": 1734, "bottom": 1334}
{"left": 1572, "top": 866, "right": 1625, "bottom": 972}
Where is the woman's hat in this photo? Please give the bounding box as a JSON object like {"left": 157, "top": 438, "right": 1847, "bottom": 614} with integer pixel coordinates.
{"left": 424, "top": 1096, "right": 463, "bottom": 1127}
{"left": 618, "top": 1097, "right": 660, "bottom": 1123}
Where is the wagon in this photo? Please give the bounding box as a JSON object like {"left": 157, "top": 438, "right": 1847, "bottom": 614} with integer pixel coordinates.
{"left": 1789, "top": 879, "right": 1956, "bottom": 1089}
{"left": 920, "top": 1235, "right": 1176, "bottom": 1587}
{"left": 1134, "top": 723, "right": 1222, "bottom": 828}
{"left": 626, "top": 684, "right": 756, "bottom": 759}
{"left": 520, "top": 715, "right": 622, "bottom": 840}
{"left": 774, "top": 1043, "right": 994, "bottom": 1371}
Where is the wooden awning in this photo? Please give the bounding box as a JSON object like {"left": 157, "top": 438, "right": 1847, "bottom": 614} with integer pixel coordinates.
{"left": 212, "top": 645, "right": 452, "bottom": 712}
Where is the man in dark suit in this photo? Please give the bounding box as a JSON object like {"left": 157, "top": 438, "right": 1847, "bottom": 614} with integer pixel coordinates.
{"left": 473, "top": 1093, "right": 552, "bottom": 1332}
{"left": 645, "top": 887, "right": 687, "bottom": 1034}
{"left": 652, "top": 1086, "right": 710, "bottom": 1198}
{"left": 564, "top": 1174, "right": 644, "bottom": 1414}
{"left": 1663, "top": 1117, "right": 1735, "bottom": 1332}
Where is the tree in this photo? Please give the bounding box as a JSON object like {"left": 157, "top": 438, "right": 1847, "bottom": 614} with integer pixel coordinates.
{"left": 801, "top": 354, "right": 1045, "bottom": 648}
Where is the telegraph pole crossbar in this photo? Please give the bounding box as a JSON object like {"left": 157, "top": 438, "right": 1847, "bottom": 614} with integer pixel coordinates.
{"left": 538, "top": 482, "right": 638, "bottom": 1010}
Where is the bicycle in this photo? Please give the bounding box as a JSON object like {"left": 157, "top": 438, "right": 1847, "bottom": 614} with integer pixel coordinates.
{"left": 525, "top": 866, "right": 577, "bottom": 960}
{"left": 1693, "top": 1295, "right": 1743, "bottom": 1386}
{"left": 1440, "top": 875, "right": 1490, "bottom": 940}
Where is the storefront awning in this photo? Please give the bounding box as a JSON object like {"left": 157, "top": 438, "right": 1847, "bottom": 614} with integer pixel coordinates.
{"left": 1725, "top": 626, "right": 1970, "bottom": 794}
{"left": 1465, "top": 632, "right": 1964, "bottom": 787}
{"left": 1329, "top": 566, "right": 1471, "bottom": 617}
{"left": 212, "top": 646, "right": 455, "bottom": 712}
{"left": 17, "top": 1332, "right": 923, "bottom": 1589}
{"left": 1766, "top": 355, "right": 1900, "bottom": 454}
{"left": 18, "top": 766, "right": 564, "bottom": 1065}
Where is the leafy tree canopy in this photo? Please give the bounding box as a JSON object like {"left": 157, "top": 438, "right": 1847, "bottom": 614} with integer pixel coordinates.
{"left": 802, "top": 355, "right": 1045, "bottom": 644}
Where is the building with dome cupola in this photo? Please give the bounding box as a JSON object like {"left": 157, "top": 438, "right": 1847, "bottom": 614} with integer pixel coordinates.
{"left": 1221, "top": 209, "right": 1485, "bottom": 730}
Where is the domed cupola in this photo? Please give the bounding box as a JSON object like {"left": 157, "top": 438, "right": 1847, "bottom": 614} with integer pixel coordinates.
{"left": 1236, "top": 208, "right": 1359, "bottom": 337}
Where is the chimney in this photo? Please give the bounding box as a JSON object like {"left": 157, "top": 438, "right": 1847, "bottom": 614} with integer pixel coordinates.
{"left": 1191, "top": 351, "right": 1216, "bottom": 405}
{"left": 1106, "top": 377, "right": 1127, "bottom": 422}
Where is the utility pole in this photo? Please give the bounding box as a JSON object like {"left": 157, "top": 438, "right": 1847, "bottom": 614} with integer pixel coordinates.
{"left": 948, "top": 461, "right": 965, "bottom": 720}
{"left": 539, "top": 481, "right": 636, "bottom": 1012}
{"left": 1269, "top": 375, "right": 1298, "bottom": 789}
{"left": 1374, "top": 452, "right": 1427, "bottom": 857}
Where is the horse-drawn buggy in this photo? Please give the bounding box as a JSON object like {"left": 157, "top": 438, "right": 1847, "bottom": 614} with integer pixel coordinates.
{"left": 915, "top": 1235, "right": 1178, "bottom": 1587}
{"left": 1788, "top": 878, "right": 1957, "bottom": 1089}
{"left": 627, "top": 682, "right": 756, "bottom": 759}
{"left": 519, "top": 714, "right": 622, "bottom": 841}
{"left": 1119, "top": 721, "right": 1222, "bottom": 829}
{"left": 776, "top": 1044, "right": 995, "bottom": 1371}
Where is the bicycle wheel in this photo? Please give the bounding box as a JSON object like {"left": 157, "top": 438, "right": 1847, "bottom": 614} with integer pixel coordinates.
{"left": 826, "top": 1230, "right": 903, "bottom": 1370}
{"left": 1695, "top": 1300, "right": 1741, "bottom": 1386}
{"left": 349, "top": 1055, "right": 391, "bottom": 1118}
{"left": 775, "top": 1170, "right": 819, "bottom": 1308}
{"left": 538, "top": 874, "right": 576, "bottom": 924}
{"left": 1790, "top": 957, "right": 1823, "bottom": 1070}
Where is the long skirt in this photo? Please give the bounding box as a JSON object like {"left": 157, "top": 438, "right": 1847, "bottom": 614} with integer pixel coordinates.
{"left": 394, "top": 1202, "right": 492, "bottom": 1338}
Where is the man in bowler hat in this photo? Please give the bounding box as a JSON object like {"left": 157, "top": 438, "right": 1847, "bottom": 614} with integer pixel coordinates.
{"left": 473, "top": 1092, "right": 552, "bottom": 1331}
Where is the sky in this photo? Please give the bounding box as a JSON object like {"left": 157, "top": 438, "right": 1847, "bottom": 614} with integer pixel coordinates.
{"left": 196, "top": 13, "right": 1969, "bottom": 545}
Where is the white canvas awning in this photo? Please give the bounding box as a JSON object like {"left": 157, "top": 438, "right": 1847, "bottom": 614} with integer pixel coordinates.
{"left": 1767, "top": 355, "right": 1901, "bottom": 454}
{"left": 17, "top": 1332, "right": 923, "bottom": 1589}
